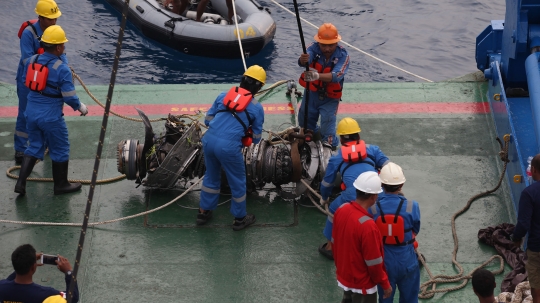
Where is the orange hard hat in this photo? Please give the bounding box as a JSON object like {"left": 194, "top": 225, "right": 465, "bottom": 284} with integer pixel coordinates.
{"left": 314, "top": 23, "right": 341, "bottom": 44}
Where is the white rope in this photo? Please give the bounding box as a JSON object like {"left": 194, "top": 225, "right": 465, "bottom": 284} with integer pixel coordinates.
{"left": 268, "top": 0, "right": 433, "bottom": 83}
{"left": 0, "top": 177, "right": 203, "bottom": 227}
{"left": 231, "top": 0, "right": 247, "bottom": 71}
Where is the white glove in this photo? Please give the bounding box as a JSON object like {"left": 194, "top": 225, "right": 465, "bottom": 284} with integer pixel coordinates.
{"left": 78, "top": 102, "right": 88, "bottom": 116}
{"left": 304, "top": 69, "right": 320, "bottom": 82}
{"left": 319, "top": 197, "right": 329, "bottom": 206}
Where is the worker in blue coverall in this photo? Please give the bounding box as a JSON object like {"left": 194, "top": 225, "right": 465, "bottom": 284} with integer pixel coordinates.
{"left": 197, "top": 65, "right": 266, "bottom": 231}
{"left": 14, "top": 0, "right": 64, "bottom": 164}
{"left": 15, "top": 25, "right": 88, "bottom": 196}
{"left": 369, "top": 162, "right": 421, "bottom": 303}
{"left": 298, "top": 23, "right": 349, "bottom": 149}
{"left": 318, "top": 117, "right": 389, "bottom": 260}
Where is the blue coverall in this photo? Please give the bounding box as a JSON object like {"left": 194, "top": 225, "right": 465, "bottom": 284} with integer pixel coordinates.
{"left": 298, "top": 42, "right": 349, "bottom": 148}
{"left": 200, "top": 91, "right": 264, "bottom": 218}
{"left": 22, "top": 53, "right": 82, "bottom": 162}
{"left": 369, "top": 192, "right": 421, "bottom": 303}
{"left": 15, "top": 21, "right": 67, "bottom": 153}
{"left": 320, "top": 143, "right": 389, "bottom": 240}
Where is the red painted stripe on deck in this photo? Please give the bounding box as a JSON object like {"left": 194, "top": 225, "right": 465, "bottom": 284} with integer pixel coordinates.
{"left": 0, "top": 102, "right": 490, "bottom": 117}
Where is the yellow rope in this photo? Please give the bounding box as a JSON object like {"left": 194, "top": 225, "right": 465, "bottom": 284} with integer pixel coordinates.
{"left": 6, "top": 165, "right": 125, "bottom": 184}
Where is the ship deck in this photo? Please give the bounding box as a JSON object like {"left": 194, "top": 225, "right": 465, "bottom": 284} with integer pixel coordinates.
{"left": 0, "top": 77, "right": 515, "bottom": 302}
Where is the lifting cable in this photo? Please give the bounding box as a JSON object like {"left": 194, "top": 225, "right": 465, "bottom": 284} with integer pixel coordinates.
{"left": 230, "top": 0, "right": 247, "bottom": 71}
{"left": 291, "top": 0, "right": 310, "bottom": 131}
{"left": 66, "top": 1, "right": 130, "bottom": 301}
{"left": 268, "top": 0, "right": 433, "bottom": 83}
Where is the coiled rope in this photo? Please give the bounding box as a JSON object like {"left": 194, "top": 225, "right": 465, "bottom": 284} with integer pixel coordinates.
{"left": 417, "top": 136, "right": 510, "bottom": 298}
{"left": 268, "top": 0, "right": 433, "bottom": 83}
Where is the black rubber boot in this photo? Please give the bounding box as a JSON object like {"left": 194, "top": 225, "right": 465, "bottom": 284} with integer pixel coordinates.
{"left": 14, "top": 151, "right": 24, "bottom": 164}
{"left": 52, "top": 160, "right": 81, "bottom": 195}
{"left": 232, "top": 214, "right": 256, "bottom": 231}
{"left": 196, "top": 210, "right": 213, "bottom": 226}
{"left": 14, "top": 155, "right": 38, "bottom": 195}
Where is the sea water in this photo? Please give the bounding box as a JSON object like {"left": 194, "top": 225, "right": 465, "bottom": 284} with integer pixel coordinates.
{"left": 0, "top": 0, "right": 505, "bottom": 85}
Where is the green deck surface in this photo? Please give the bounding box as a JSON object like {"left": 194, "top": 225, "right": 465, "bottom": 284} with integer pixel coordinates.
{"left": 0, "top": 80, "right": 515, "bottom": 302}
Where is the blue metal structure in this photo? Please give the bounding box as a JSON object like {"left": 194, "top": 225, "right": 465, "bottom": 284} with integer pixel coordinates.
{"left": 476, "top": 0, "right": 540, "bottom": 211}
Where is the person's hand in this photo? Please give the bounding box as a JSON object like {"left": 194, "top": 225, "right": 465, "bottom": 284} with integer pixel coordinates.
{"left": 78, "top": 102, "right": 88, "bottom": 116}
{"left": 55, "top": 255, "right": 72, "bottom": 274}
{"left": 382, "top": 286, "right": 393, "bottom": 299}
{"left": 36, "top": 252, "right": 43, "bottom": 266}
{"left": 513, "top": 239, "right": 523, "bottom": 248}
{"left": 304, "top": 69, "right": 319, "bottom": 82}
{"left": 299, "top": 53, "right": 310, "bottom": 66}
{"left": 319, "top": 197, "right": 329, "bottom": 206}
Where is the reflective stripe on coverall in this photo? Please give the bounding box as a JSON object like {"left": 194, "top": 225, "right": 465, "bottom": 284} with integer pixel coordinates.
{"left": 297, "top": 42, "right": 349, "bottom": 148}
{"left": 369, "top": 192, "right": 421, "bottom": 303}
{"left": 321, "top": 144, "right": 389, "bottom": 240}
{"left": 22, "top": 53, "right": 81, "bottom": 162}
{"left": 200, "top": 91, "right": 264, "bottom": 218}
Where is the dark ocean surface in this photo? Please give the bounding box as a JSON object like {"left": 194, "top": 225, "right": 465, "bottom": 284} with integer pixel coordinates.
{"left": 0, "top": 0, "right": 505, "bottom": 85}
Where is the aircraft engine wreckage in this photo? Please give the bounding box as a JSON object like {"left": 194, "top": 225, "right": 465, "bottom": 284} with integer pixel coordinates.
{"left": 116, "top": 109, "right": 333, "bottom": 198}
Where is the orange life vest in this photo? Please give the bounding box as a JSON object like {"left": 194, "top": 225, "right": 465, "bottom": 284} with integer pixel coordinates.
{"left": 223, "top": 86, "right": 253, "bottom": 112}
{"left": 219, "top": 86, "right": 254, "bottom": 146}
{"left": 337, "top": 140, "right": 369, "bottom": 190}
{"left": 298, "top": 54, "right": 343, "bottom": 99}
{"left": 18, "top": 20, "right": 44, "bottom": 54}
{"left": 24, "top": 55, "right": 62, "bottom": 98}
{"left": 341, "top": 140, "right": 367, "bottom": 163}
{"left": 374, "top": 197, "right": 415, "bottom": 246}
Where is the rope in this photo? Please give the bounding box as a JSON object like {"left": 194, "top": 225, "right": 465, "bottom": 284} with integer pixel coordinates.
{"left": 6, "top": 165, "right": 125, "bottom": 184}
{"left": 417, "top": 136, "right": 510, "bottom": 299}
{"left": 0, "top": 177, "right": 203, "bottom": 226}
{"left": 255, "top": 79, "right": 289, "bottom": 96}
{"left": 230, "top": 0, "right": 247, "bottom": 71}
{"left": 67, "top": 1, "right": 130, "bottom": 301}
{"left": 300, "top": 179, "right": 333, "bottom": 217}
{"left": 268, "top": 0, "right": 433, "bottom": 83}
{"left": 71, "top": 69, "right": 204, "bottom": 124}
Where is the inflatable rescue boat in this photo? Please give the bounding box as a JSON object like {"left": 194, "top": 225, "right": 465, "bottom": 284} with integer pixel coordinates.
{"left": 104, "top": 0, "right": 276, "bottom": 58}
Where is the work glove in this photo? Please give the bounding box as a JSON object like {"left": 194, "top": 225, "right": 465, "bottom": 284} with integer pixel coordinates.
{"left": 319, "top": 197, "right": 329, "bottom": 206}
{"left": 304, "top": 69, "right": 319, "bottom": 82}
{"left": 78, "top": 102, "right": 88, "bottom": 116}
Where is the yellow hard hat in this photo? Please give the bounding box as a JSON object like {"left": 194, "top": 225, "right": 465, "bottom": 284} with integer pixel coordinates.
{"left": 42, "top": 295, "right": 66, "bottom": 303}
{"left": 35, "top": 0, "right": 62, "bottom": 19}
{"left": 336, "top": 117, "right": 361, "bottom": 136}
{"left": 243, "top": 65, "right": 266, "bottom": 85}
{"left": 379, "top": 162, "right": 406, "bottom": 185}
{"left": 41, "top": 25, "right": 68, "bottom": 44}
{"left": 314, "top": 23, "right": 341, "bottom": 44}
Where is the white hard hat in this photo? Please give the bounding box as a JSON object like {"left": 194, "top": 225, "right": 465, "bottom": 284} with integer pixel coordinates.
{"left": 379, "top": 162, "right": 406, "bottom": 185}
{"left": 353, "top": 171, "right": 383, "bottom": 194}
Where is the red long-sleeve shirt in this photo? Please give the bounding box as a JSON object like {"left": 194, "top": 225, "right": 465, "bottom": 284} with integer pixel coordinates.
{"left": 332, "top": 202, "right": 390, "bottom": 293}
